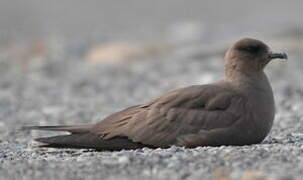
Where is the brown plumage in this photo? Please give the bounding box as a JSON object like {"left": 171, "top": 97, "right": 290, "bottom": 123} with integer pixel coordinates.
{"left": 23, "top": 38, "right": 288, "bottom": 150}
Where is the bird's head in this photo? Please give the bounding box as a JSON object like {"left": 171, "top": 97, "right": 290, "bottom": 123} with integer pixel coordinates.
{"left": 224, "top": 38, "right": 287, "bottom": 76}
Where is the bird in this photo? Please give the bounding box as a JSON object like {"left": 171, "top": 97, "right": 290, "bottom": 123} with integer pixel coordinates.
{"left": 23, "top": 38, "right": 287, "bottom": 150}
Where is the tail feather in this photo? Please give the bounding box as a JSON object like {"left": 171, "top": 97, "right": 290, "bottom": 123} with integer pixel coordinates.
{"left": 34, "top": 133, "right": 152, "bottom": 150}
{"left": 22, "top": 125, "right": 93, "bottom": 134}
{"left": 23, "top": 124, "right": 153, "bottom": 150}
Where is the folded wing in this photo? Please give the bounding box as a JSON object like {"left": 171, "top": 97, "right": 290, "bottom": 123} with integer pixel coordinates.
{"left": 92, "top": 84, "right": 246, "bottom": 148}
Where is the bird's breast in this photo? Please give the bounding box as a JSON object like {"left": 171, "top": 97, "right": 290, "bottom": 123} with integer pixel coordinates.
{"left": 241, "top": 90, "right": 275, "bottom": 143}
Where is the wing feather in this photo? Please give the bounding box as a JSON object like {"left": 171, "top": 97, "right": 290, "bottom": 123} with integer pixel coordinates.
{"left": 91, "top": 84, "right": 245, "bottom": 147}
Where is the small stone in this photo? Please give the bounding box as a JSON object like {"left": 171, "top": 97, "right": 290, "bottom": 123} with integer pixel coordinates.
{"left": 290, "top": 133, "right": 303, "bottom": 137}
{"left": 118, "top": 156, "right": 130, "bottom": 164}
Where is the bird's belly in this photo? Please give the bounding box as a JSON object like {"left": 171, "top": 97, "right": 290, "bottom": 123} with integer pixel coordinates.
{"left": 236, "top": 97, "right": 275, "bottom": 144}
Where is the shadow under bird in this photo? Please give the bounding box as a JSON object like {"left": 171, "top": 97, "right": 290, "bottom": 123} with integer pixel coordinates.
{"left": 24, "top": 38, "right": 288, "bottom": 150}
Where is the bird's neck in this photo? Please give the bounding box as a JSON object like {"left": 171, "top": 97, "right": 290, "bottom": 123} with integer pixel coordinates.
{"left": 224, "top": 69, "right": 272, "bottom": 92}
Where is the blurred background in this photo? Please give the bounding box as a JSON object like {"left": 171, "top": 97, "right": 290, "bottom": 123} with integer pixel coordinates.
{"left": 1, "top": 1, "right": 303, "bottom": 179}
{"left": 1, "top": 0, "right": 303, "bottom": 56}
{"left": 1, "top": 0, "right": 303, "bottom": 64}
{"left": 1, "top": 0, "right": 303, "bottom": 42}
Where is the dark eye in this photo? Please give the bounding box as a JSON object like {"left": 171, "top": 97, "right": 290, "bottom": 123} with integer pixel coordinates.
{"left": 238, "top": 45, "right": 260, "bottom": 53}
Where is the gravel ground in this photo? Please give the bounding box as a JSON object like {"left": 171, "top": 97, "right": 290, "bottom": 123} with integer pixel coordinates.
{"left": 1, "top": 1, "right": 303, "bottom": 180}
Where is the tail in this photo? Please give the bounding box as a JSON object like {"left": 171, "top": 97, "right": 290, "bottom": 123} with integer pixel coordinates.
{"left": 23, "top": 125, "right": 151, "bottom": 150}
{"left": 35, "top": 133, "right": 150, "bottom": 150}
{"left": 22, "top": 124, "right": 93, "bottom": 134}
